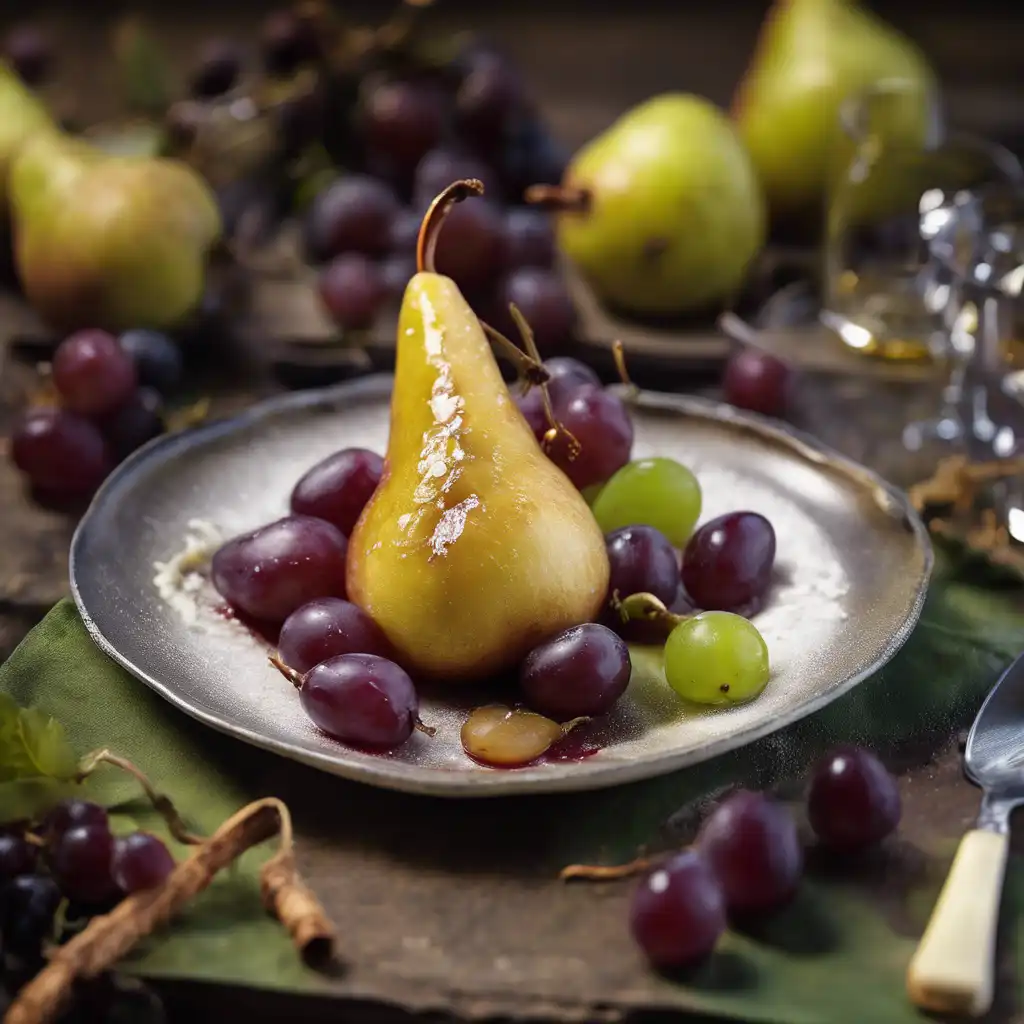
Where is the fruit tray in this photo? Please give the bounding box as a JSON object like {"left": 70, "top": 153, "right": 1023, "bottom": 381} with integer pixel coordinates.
{"left": 69, "top": 374, "right": 931, "bottom": 797}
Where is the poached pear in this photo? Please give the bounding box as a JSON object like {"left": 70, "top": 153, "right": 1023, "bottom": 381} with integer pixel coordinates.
{"left": 10, "top": 132, "right": 221, "bottom": 332}
{"left": 733, "top": 0, "right": 937, "bottom": 229}
{"left": 543, "top": 94, "right": 765, "bottom": 317}
{"left": 346, "top": 183, "right": 610, "bottom": 683}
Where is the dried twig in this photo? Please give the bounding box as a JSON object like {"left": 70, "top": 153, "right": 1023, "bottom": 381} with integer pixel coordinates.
{"left": 5, "top": 798, "right": 334, "bottom": 1024}
{"left": 559, "top": 855, "right": 657, "bottom": 882}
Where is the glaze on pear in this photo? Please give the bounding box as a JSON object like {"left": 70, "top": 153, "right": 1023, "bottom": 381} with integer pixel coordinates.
{"left": 346, "top": 272, "right": 610, "bottom": 683}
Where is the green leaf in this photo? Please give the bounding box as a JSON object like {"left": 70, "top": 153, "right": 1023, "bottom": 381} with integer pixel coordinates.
{"left": 0, "top": 693, "right": 78, "bottom": 788}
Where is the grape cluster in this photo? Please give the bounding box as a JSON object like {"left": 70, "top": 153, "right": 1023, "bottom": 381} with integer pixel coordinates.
{"left": 8, "top": 328, "right": 184, "bottom": 506}
{"left": 1, "top": 799, "right": 174, "bottom": 1007}
{"left": 298, "top": 40, "right": 574, "bottom": 343}
{"left": 632, "top": 747, "right": 902, "bottom": 968}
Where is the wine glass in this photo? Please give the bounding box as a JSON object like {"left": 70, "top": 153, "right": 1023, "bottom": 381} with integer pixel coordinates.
{"left": 822, "top": 79, "right": 1023, "bottom": 365}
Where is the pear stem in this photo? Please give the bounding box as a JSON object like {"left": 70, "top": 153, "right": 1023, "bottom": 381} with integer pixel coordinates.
{"left": 612, "top": 591, "right": 691, "bottom": 633}
{"left": 525, "top": 184, "right": 592, "bottom": 214}
{"left": 416, "top": 178, "right": 486, "bottom": 275}
{"left": 269, "top": 653, "right": 305, "bottom": 690}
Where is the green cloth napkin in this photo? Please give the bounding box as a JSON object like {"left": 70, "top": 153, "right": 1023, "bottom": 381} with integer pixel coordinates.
{"left": 2, "top": 561, "right": 1024, "bottom": 1023}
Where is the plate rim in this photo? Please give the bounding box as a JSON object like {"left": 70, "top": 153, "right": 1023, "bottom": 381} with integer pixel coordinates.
{"left": 69, "top": 374, "right": 934, "bottom": 798}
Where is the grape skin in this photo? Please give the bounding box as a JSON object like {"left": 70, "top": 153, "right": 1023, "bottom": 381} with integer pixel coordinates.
{"left": 300, "top": 653, "right": 419, "bottom": 749}
{"left": 682, "top": 512, "right": 776, "bottom": 613}
{"left": 318, "top": 255, "right": 386, "bottom": 331}
{"left": 278, "top": 598, "right": 392, "bottom": 675}
{"left": 546, "top": 385, "right": 633, "bottom": 490}
{"left": 630, "top": 849, "right": 726, "bottom": 969}
{"left": 520, "top": 623, "right": 631, "bottom": 720}
{"left": 698, "top": 790, "right": 803, "bottom": 915}
{"left": 499, "top": 268, "right": 575, "bottom": 350}
{"left": 290, "top": 448, "right": 384, "bottom": 537}
{"left": 52, "top": 329, "right": 138, "bottom": 417}
{"left": 664, "top": 612, "right": 769, "bottom": 706}
{"left": 51, "top": 824, "right": 118, "bottom": 905}
{"left": 722, "top": 347, "right": 793, "bottom": 418}
{"left": 11, "top": 408, "right": 110, "bottom": 499}
{"left": 211, "top": 515, "right": 349, "bottom": 624}
{"left": 605, "top": 525, "right": 680, "bottom": 608}
{"left": 112, "top": 832, "right": 176, "bottom": 893}
{"left": 304, "top": 175, "right": 399, "bottom": 262}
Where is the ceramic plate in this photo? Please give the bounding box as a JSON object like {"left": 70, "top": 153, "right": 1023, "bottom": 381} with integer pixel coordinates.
{"left": 70, "top": 376, "right": 932, "bottom": 798}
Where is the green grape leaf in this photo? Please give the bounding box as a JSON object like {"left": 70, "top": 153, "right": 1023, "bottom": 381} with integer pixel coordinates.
{"left": 0, "top": 693, "right": 79, "bottom": 785}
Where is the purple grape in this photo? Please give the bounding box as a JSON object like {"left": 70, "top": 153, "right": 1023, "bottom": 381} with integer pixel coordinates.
{"left": 97, "top": 387, "right": 164, "bottom": 461}
{"left": 500, "top": 268, "right": 575, "bottom": 350}
{"left": 211, "top": 515, "right": 348, "bottom": 624}
{"left": 279, "top": 597, "right": 391, "bottom": 674}
{"left": 0, "top": 834, "right": 37, "bottom": 881}
{"left": 413, "top": 148, "right": 503, "bottom": 211}
{"left": 630, "top": 849, "right": 726, "bottom": 969}
{"left": 11, "top": 408, "right": 110, "bottom": 499}
{"left": 39, "top": 799, "right": 109, "bottom": 842}
{"left": 118, "top": 329, "right": 183, "bottom": 395}
{"left": 261, "top": 9, "right": 318, "bottom": 74}
{"left": 51, "top": 825, "right": 118, "bottom": 904}
{"left": 318, "top": 254, "right": 386, "bottom": 330}
{"left": 698, "top": 790, "right": 803, "bottom": 916}
{"left": 433, "top": 199, "right": 506, "bottom": 294}
{"left": 605, "top": 525, "right": 679, "bottom": 607}
{"left": 111, "top": 832, "right": 175, "bottom": 893}
{"left": 381, "top": 255, "right": 417, "bottom": 303}
{"left": 0, "top": 875, "right": 61, "bottom": 959}
{"left": 305, "top": 175, "right": 399, "bottom": 261}
{"left": 3, "top": 24, "right": 51, "bottom": 85}
{"left": 290, "top": 447, "right": 383, "bottom": 536}
{"left": 362, "top": 79, "right": 445, "bottom": 175}
{"left": 807, "top": 746, "right": 901, "bottom": 852}
{"left": 389, "top": 208, "right": 422, "bottom": 257}
{"left": 520, "top": 623, "right": 631, "bottom": 720}
{"left": 52, "top": 329, "right": 138, "bottom": 416}
{"left": 543, "top": 357, "right": 600, "bottom": 405}
{"left": 722, "top": 348, "right": 793, "bottom": 418}
{"left": 681, "top": 512, "right": 776, "bottom": 613}
{"left": 299, "top": 653, "right": 418, "bottom": 749}
{"left": 503, "top": 208, "right": 556, "bottom": 269}
{"left": 190, "top": 39, "right": 242, "bottom": 98}
{"left": 513, "top": 388, "right": 547, "bottom": 439}
{"left": 455, "top": 51, "right": 525, "bottom": 153}
{"left": 546, "top": 385, "right": 633, "bottom": 490}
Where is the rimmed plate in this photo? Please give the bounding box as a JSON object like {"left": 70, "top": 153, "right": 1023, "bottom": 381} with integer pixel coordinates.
{"left": 70, "top": 376, "right": 932, "bottom": 798}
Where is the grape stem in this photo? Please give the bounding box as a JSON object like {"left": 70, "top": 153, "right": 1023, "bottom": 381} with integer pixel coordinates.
{"left": 525, "top": 183, "right": 592, "bottom": 215}
{"left": 612, "top": 340, "right": 641, "bottom": 404}
{"left": 77, "top": 750, "right": 204, "bottom": 847}
{"left": 269, "top": 651, "right": 305, "bottom": 689}
{"left": 559, "top": 854, "right": 658, "bottom": 882}
{"left": 611, "top": 591, "right": 691, "bottom": 634}
{"left": 5, "top": 798, "right": 335, "bottom": 1024}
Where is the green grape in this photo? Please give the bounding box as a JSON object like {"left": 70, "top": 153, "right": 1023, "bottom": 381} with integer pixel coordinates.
{"left": 664, "top": 611, "right": 769, "bottom": 706}
{"left": 591, "top": 457, "right": 702, "bottom": 546}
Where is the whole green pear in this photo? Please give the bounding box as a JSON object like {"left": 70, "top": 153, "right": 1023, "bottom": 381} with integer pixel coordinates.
{"left": 10, "top": 132, "right": 222, "bottom": 332}
{"left": 556, "top": 94, "right": 766, "bottom": 317}
{"left": 733, "top": 0, "right": 938, "bottom": 228}
{"left": 0, "top": 62, "right": 56, "bottom": 203}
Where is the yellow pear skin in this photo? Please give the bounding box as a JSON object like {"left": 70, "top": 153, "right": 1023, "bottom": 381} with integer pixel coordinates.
{"left": 10, "top": 132, "right": 221, "bottom": 332}
{"left": 346, "top": 272, "right": 610, "bottom": 684}
{"left": 0, "top": 62, "right": 55, "bottom": 207}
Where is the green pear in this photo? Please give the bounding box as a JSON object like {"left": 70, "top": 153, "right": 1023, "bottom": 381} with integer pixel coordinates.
{"left": 0, "top": 62, "right": 56, "bottom": 204}
{"left": 733, "top": 0, "right": 938, "bottom": 229}
{"left": 555, "top": 94, "right": 766, "bottom": 317}
{"left": 10, "top": 132, "right": 221, "bottom": 332}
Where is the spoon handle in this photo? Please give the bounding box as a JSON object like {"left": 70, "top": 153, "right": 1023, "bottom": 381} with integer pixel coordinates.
{"left": 906, "top": 828, "right": 1008, "bottom": 1016}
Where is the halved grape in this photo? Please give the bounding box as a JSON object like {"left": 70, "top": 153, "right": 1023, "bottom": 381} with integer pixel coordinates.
{"left": 630, "top": 849, "right": 726, "bottom": 968}
{"left": 290, "top": 448, "right": 383, "bottom": 537}
{"left": 211, "top": 515, "right": 348, "bottom": 624}
{"left": 520, "top": 623, "right": 631, "bottom": 720}
{"left": 682, "top": 512, "right": 776, "bottom": 613}
{"left": 807, "top": 746, "right": 901, "bottom": 852}
{"left": 592, "top": 458, "right": 702, "bottom": 547}
{"left": 300, "top": 653, "right": 418, "bottom": 749}
{"left": 698, "top": 790, "right": 803, "bottom": 915}
{"left": 664, "top": 612, "right": 769, "bottom": 705}
{"left": 278, "top": 597, "right": 391, "bottom": 674}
